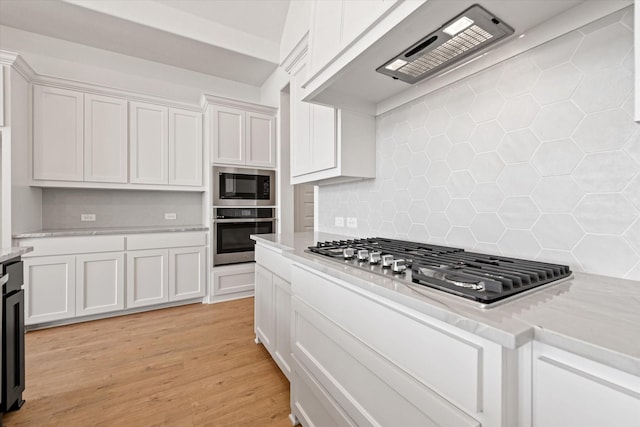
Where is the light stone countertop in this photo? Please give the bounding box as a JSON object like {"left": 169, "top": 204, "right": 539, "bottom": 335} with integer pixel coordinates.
{"left": 252, "top": 232, "right": 640, "bottom": 376}
{"left": 13, "top": 225, "right": 209, "bottom": 239}
{"left": 0, "top": 247, "right": 33, "bottom": 263}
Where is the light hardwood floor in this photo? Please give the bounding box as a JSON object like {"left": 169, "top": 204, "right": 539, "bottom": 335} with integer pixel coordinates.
{"left": 3, "top": 298, "right": 291, "bottom": 426}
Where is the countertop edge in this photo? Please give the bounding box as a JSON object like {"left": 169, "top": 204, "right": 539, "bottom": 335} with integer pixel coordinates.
{"left": 0, "top": 247, "right": 33, "bottom": 263}
{"left": 13, "top": 226, "right": 209, "bottom": 239}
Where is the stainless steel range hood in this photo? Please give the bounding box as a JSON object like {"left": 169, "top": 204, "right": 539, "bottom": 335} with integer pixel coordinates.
{"left": 376, "top": 5, "right": 514, "bottom": 84}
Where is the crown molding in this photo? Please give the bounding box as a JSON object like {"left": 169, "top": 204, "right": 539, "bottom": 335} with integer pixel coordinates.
{"left": 201, "top": 93, "right": 277, "bottom": 115}
{"left": 0, "top": 50, "right": 37, "bottom": 81}
{"left": 280, "top": 32, "right": 309, "bottom": 74}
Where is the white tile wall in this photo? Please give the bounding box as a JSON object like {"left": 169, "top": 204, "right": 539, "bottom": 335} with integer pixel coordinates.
{"left": 317, "top": 7, "right": 640, "bottom": 280}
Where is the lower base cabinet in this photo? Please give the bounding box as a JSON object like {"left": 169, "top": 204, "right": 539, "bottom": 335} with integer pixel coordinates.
{"left": 531, "top": 342, "right": 640, "bottom": 427}
{"left": 254, "top": 244, "right": 293, "bottom": 381}
{"left": 20, "top": 232, "right": 206, "bottom": 326}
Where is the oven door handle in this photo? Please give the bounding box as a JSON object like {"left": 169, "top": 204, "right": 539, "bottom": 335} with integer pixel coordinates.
{"left": 213, "top": 218, "right": 277, "bottom": 223}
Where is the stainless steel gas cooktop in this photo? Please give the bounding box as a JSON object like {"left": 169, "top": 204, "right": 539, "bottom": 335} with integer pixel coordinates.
{"left": 307, "top": 237, "right": 572, "bottom": 306}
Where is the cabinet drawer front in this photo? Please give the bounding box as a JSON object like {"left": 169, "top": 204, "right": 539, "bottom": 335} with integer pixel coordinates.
{"left": 292, "top": 263, "right": 484, "bottom": 414}
{"left": 292, "top": 298, "right": 480, "bottom": 427}
{"left": 126, "top": 232, "right": 206, "bottom": 250}
{"left": 255, "top": 244, "right": 291, "bottom": 282}
{"left": 19, "top": 236, "right": 125, "bottom": 257}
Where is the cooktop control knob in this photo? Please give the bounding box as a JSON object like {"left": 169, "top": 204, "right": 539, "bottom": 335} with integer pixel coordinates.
{"left": 343, "top": 248, "right": 356, "bottom": 259}
{"left": 369, "top": 251, "right": 382, "bottom": 264}
{"left": 357, "top": 249, "right": 369, "bottom": 261}
{"left": 381, "top": 254, "right": 394, "bottom": 268}
{"left": 392, "top": 259, "right": 407, "bottom": 274}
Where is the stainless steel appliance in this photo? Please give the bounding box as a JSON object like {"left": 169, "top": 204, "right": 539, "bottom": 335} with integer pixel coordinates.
{"left": 212, "top": 166, "right": 275, "bottom": 206}
{"left": 307, "top": 237, "right": 572, "bottom": 307}
{"left": 213, "top": 208, "right": 276, "bottom": 266}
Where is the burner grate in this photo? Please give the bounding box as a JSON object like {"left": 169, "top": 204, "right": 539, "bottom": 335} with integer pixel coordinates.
{"left": 307, "top": 237, "right": 572, "bottom": 304}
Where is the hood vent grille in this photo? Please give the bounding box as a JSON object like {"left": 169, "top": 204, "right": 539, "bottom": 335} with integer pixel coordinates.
{"left": 377, "top": 4, "right": 514, "bottom": 84}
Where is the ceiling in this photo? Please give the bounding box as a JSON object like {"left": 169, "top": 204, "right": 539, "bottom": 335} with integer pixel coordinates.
{"left": 0, "top": 0, "right": 291, "bottom": 86}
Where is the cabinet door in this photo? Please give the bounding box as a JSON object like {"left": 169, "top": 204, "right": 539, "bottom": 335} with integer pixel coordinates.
{"left": 212, "top": 106, "right": 245, "bottom": 165}
{"left": 254, "top": 264, "right": 275, "bottom": 351}
{"left": 33, "top": 85, "right": 84, "bottom": 181}
{"left": 245, "top": 112, "right": 276, "bottom": 168}
{"left": 168, "top": 108, "right": 203, "bottom": 186}
{"left": 126, "top": 249, "right": 168, "bottom": 308}
{"left": 84, "top": 94, "right": 128, "bottom": 183}
{"left": 311, "top": 104, "right": 337, "bottom": 172}
{"left": 76, "top": 252, "right": 124, "bottom": 316}
{"left": 273, "top": 275, "right": 292, "bottom": 379}
{"left": 169, "top": 246, "right": 205, "bottom": 301}
{"left": 290, "top": 60, "right": 313, "bottom": 178}
{"left": 23, "top": 256, "right": 76, "bottom": 325}
{"left": 130, "top": 101, "right": 168, "bottom": 184}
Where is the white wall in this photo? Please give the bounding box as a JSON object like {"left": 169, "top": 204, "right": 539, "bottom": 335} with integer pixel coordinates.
{"left": 0, "top": 25, "right": 262, "bottom": 105}
{"left": 317, "top": 8, "right": 640, "bottom": 281}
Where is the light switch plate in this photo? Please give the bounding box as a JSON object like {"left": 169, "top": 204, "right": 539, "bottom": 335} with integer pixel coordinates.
{"left": 347, "top": 217, "right": 358, "bottom": 228}
{"left": 165, "top": 213, "right": 177, "bottom": 220}
{"left": 335, "top": 216, "right": 345, "bottom": 227}
{"left": 81, "top": 214, "right": 96, "bottom": 222}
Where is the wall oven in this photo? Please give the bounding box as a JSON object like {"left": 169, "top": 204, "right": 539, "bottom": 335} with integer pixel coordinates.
{"left": 212, "top": 166, "right": 275, "bottom": 206}
{"left": 213, "top": 208, "right": 275, "bottom": 266}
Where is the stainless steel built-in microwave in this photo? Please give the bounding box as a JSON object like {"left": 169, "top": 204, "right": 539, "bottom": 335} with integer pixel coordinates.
{"left": 212, "top": 166, "right": 275, "bottom": 206}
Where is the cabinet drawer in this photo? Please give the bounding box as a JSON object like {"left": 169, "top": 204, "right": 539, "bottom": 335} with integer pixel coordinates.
{"left": 126, "top": 232, "right": 206, "bottom": 250}
{"left": 255, "top": 243, "right": 291, "bottom": 282}
{"left": 292, "top": 263, "right": 486, "bottom": 415}
{"left": 19, "top": 235, "right": 125, "bottom": 257}
{"left": 292, "top": 298, "right": 480, "bottom": 427}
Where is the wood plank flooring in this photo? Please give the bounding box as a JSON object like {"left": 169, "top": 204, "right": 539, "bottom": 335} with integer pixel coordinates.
{"left": 3, "top": 298, "right": 291, "bottom": 426}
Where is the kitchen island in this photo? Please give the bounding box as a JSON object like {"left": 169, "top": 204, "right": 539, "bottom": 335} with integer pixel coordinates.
{"left": 252, "top": 232, "right": 640, "bottom": 427}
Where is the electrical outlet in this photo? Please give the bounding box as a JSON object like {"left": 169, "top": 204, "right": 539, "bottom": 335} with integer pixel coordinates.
{"left": 347, "top": 217, "right": 358, "bottom": 228}
{"left": 81, "top": 214, "right": 96, "bottom": 222}
{"left": 165, "top": 213, "right": 177, "bottom": 220}
{"left": 334, "top": 216, "right": 345, "bottom": 227}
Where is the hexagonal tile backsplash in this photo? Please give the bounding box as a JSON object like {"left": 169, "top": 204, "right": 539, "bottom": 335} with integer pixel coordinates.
{"left": 318, "top": 7, "right": 640, "bottom": 281}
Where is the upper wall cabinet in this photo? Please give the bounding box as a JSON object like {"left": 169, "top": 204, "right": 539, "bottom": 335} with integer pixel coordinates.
{"left": 289, "top": 54, "right": 376, "bottom": 185}
{"left": 84, "top": 93, "right": 128, "bottom": 183}
{"left": 205, "top": 95, "right": 277, "bottom": 169}
{"left": 33, "top": 84, "right": 203, "bottom": 190}
{"left": 307, "top": 0, "right": 398, "bottom": 79}
{"left": 33, "top": 85, "right": 84, "bottom": 181}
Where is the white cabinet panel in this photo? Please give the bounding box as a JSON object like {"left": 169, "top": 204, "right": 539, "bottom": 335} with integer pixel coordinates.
{"left": 129, "top": 101, "right": 168, "bottom": 184}
{"left": 273, "top": 275, "right": 292, "bottom": 379}
{"left": 169, "top": 108, "right": 202, "bottom": 186}
{"left": 24, "top": 256, "right": 76, "bottom": 324}
{"left": 309, "top": 0, "right": 343, "bottom": 73}
{"left": 532, "top": 342, "right": 640, "bottom": 427}
{"left": 84, "top": 94, "right": 128, "bottom": 183}
{"left": 290, "top": 60, "right": 313, "bottom": 177}
{"left": 211, "top": 263, "right": 255, "bottom": 297}
{"left": 254, "top": 263, "right": 275, "bottom": 351}
{"left": 169, "top": 246, "right": 205, "bottom": 301}
{"left": 212, "top": 106, "right": 245, "bottom": 165}
{"left": 246, "top": 112, "right": 276, "bottom": 168}
{"left": 76, "top": 252, "right": 124, "bottom": 316}
{"left": 126, "top": 249, "right": 168, "bottom": 308}
{"left": 311, "top": 104, "right": 337, "bottom": 172}
{"left": 33, "top": 85, "right": 84, "bottom": 181}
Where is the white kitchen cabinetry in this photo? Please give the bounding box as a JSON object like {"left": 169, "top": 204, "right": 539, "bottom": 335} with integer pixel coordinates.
{"left": 33, "top": 85, "right": 84, "bottom": 181}
{"left": 129, "top": 101, "right": 168, "bottom": 185}
{"left": 84, "top": 93, "right": 128, "bottom": 183}
{"left": 254, "top": 244, "right": 293, "bottom": 380}
{"left": 23, "top": 255, "right": 76, "bottom": 324}
{"left": 290, "top": 262, "right": 511, "bottom": 427}
{"left": 308, "top": 0, "right": 398, "bottom": 77}
{"left": 289, "top": 54, "right": 375, "bottom": 185}
{"left": 76, "top": 252, "right": 125, "bottom": 316}
{"left": 204, "top": 95, "right": 277, "bottom": 168}
{"left": 169, "top": 246, "right": 206, "bottom": 301}
{"left": 17, "top": 231, "right": 206, "bottom": 327}
{"left": 169, "top": 108, "right": 203, "bottom": 186}
{"left": 530, "top": 342, "right": 640, "bottom": 427}
{"left": 126, "top": 249, "right": 168, "bottom": 308}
